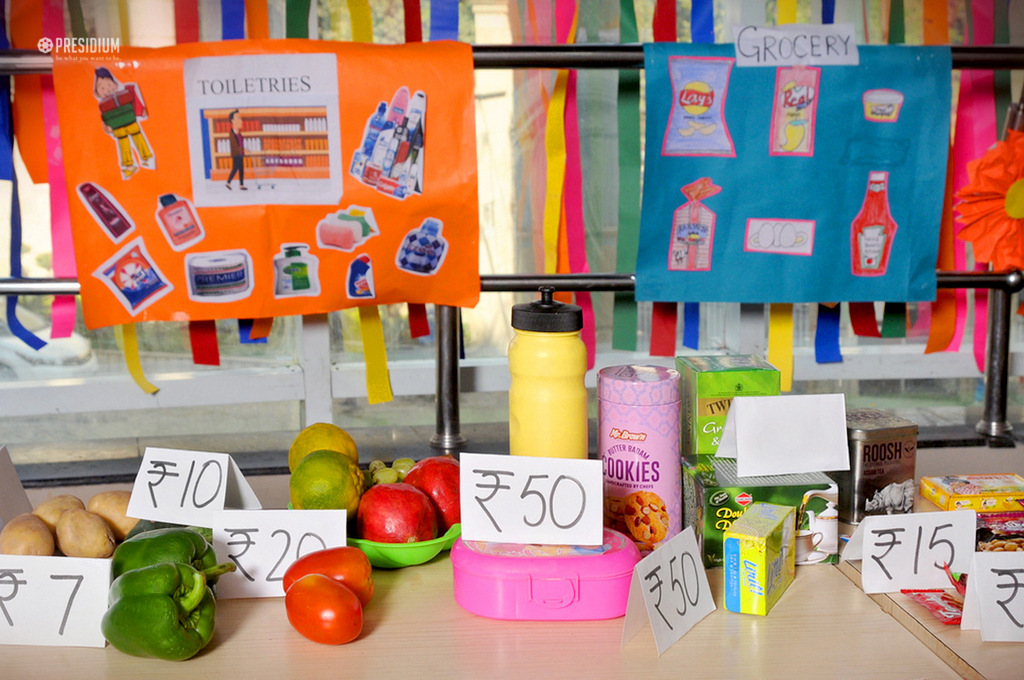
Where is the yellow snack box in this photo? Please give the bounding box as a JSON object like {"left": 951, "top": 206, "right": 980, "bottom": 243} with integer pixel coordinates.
{"left": 919, "top": 474, "right": 1024, "bottom": 513}
{"left": 723, "top": 502, "right": 795, "bottom": 616}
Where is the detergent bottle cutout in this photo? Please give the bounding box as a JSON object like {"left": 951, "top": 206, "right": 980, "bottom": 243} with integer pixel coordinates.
{"left": 397, "top": 218, "right": 447, "bottom": 274}
{"left": 508, "top": 287, "right": 588, "bottom": 459}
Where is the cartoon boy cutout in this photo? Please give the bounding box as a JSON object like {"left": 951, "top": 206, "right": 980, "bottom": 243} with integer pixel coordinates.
{"left": 93, "top": 67, "right": 154, "bottom": 179}
{"left": 225, "top": 109, "right": 247, "bottom": 190}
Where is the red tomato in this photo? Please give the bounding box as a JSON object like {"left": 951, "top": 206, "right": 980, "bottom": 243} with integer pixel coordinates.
{"left": 282, "top": 546, "right": 374, "bottom": 605}
{"left": 285, "top": 573, "right": 363, "bottom": 645}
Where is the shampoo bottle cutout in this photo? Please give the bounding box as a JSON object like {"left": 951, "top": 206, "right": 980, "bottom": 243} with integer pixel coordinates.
{"left": 155, "top": 194, "right": 204, "bottom": 251}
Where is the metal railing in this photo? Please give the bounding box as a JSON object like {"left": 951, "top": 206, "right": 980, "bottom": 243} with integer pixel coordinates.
{"left": 3, "top": 44, "right": 1024, "bottom": 450}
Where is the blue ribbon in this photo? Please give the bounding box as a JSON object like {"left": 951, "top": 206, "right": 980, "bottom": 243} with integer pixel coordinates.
{"left": 221, "top": 0, "right": 246, "bottom": 39}
{"left": 682, "top": 302, "right": 700, "bottom": 349}
{"left": 237, "top": 319, "right": 268, "bottom": 344}
{"left": 822, "top": 0, "right": 836, "bottom": 24}
{"left": 691, "top": 0, "right": 714, "bottom": 44}
{"left": 814, "top": 304, "right": 843, "bottom": 364}
{"left": 1, "top": 0, "right": 46, "bottom": 350}
{"left": 429, "top": 0, "right": 459, "bottom": 41}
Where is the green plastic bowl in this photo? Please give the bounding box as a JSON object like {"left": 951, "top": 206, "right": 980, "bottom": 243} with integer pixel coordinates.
{"left": 348, "top": 524, "right": 462, "bottom": 569}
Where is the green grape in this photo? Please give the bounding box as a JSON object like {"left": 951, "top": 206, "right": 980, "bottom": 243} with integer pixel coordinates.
{"left": 368, "top": 459, "right": 387, "bottom": 473}
{"left": 391, "top": 458, "right": 416, "bottom": 480}
{"left": 372, "top": 467, "right": 400, "bottom": 485}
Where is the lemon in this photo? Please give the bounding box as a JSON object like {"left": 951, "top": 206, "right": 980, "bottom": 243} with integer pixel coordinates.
{"left": 288, "top": 422, "right": 358, "bottom": 472}
{"left": 289, "top": 450, "right": 365, "bottom": 519}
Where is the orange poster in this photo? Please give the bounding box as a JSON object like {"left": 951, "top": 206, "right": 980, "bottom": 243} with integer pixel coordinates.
{"left": 52, "top": 39, "right": 479, "bottom": 329}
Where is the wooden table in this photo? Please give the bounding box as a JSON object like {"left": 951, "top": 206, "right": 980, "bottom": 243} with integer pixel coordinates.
{"left": 13, "top": 442, "right": 1024, "bottom": 679}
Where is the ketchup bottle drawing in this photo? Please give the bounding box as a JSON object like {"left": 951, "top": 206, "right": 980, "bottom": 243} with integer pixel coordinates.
{"left": 850, "top": 171, "right": 898, "bottom": 276}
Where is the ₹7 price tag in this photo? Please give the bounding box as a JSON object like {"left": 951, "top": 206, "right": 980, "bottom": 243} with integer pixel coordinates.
{"left": 212, "top": 509, "right": 349, "bottom": 599}
{"left": 621, "top": 527, "right": 715, "bottom": 656}
{"left": 859, "top": 510, "right": 975, "bottom": 594}
{"left": 0, "top": 556, "right": 110, "bottom": 648}
{"left": 127, "top": 447, "right": 261, "bottom": 525}
{"left": 460, "top": 452, "right": 603, "bottom": 546}
{"left": 962, "top": 551, "right": 1024, "bottom": 642}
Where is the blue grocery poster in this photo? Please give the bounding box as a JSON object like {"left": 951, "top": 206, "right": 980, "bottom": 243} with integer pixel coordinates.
{"left": 636, "top": 43, "right": 951, "bottom": 304}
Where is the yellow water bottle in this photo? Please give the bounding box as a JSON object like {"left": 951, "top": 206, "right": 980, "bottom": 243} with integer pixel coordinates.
{"left": 508, "top": 287, "right": 588, "bottom": 458}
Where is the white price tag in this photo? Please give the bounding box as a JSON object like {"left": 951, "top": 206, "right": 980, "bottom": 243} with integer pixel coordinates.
{"left": 459, "top": 452, "right": 603, "bottom": 546}
{"left": 962, "top": 551, "right": 1024, "bottom": 642}
{"left": 621, "top": 527, "right": 715, "bottom": 656}
{"left": 212, "top": 509, "right": 349, "bottom": 599}
{"left": 127, "top": 448, "right": 261, "bottom": 525}
{"left": 858, "top": 510, "right": 975, "bottom": 594}
{"left": 0, "top": 556, "right": 110, "bottom": 648}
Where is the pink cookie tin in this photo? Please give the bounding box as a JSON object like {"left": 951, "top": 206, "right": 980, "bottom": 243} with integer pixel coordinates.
{"left": 450, "top": 528, "right": 641, "bottom": 621}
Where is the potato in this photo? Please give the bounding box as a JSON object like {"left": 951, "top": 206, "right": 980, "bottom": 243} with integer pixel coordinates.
{"left": 32, "top": 494, "right": 86, "bottom": 535}
{"left": 87, "top": 490, "right": 138, "bottom": 541}
{"left": 0, "top": 513, "right": 55, "bottom": 556}
{"left": 55, "top": 508, "right": 116, "bottom": 558}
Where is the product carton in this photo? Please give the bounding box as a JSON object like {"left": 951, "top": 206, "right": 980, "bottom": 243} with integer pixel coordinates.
{"left": 676, "top": 355, "right": 780, "bottom": 464}
{"left": 919, "top": 473, "right": 1024, "bottom": 513}
{"left": 723, "top": 502, "right": 795, "bottom": 616}
{"left": 682, "top": 457, "right": 838, "bottom": 567}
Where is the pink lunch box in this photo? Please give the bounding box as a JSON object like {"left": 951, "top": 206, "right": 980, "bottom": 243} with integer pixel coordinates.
{"left": 450, "top": 528, "right": 641, "bottom": 621}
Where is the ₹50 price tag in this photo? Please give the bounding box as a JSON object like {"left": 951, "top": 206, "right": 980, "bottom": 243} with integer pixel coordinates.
{"left": 846, "top": 510, "right": 976, "bottom": 594}
{"left": 962, "top": 551, "right": 1024, "bottom": 642}
{"left": 621, "top": 527, "right": 716, "bottom": 656}
{"left": 460, "top": 452, "right": 604, "bottom": 546}
{"left": 0, "top": 556, "right": 111, "bottom": 648}
{"left": 212, "top": 509, "right": 349, "bottom": 599}
{"left": 127, "top": 447, "right": 262, "bottom": 525}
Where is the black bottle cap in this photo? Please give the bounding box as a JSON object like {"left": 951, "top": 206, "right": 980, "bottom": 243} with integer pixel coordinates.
{"left": 511, "top": 286, "right": 583, "bottom": 332}
{"left": 158, "top": 194, "right": 178, "bottom": 207}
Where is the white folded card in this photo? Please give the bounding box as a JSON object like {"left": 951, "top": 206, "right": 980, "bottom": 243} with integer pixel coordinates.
{"left": 716, "top": 394, "right": 850, "bottom": 477}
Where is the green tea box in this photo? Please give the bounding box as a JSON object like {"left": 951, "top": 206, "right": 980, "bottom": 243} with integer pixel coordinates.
{"left": 676, "top": 355, "right": 780, "bottom": 464}
{"left": 683, "top": 457, "right": 837, "bottom": 568}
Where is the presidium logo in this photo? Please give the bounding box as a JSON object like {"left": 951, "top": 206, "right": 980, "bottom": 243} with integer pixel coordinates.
{"left": 38, "top": 36, "right": 120, "bottom": 60}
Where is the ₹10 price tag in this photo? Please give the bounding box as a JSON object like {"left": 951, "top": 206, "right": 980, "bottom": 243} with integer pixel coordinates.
{"left": 0, "top": 556, "right": 111, "bottom": 648}
{"left": 212, "top": 509, "right": 350, "bottom": 599}
{"left": 845, "top": 510, "right": 976, "bottom": 594}
{"left": 621, "top": 526, "right": 716, "bottom": 656}
{"left": 127, "top": 447, "right": 262, "bottom": 526}
{"left": 962, "top": 551, "right": 1024, "bottom": 642}
{"left": 459, "top": 452, "right": 604, "bottom": 546}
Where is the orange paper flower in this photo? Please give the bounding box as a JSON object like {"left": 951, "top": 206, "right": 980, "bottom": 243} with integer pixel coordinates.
{"left": 955, "top": 129, "right": 1024, "bottom": 271}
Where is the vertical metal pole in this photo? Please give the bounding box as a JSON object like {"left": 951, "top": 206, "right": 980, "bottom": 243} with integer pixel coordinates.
{"left": 431, "top": 304, "right": 467, "bottom": 450}
{"left": 976, "top": 286, "right": 1014, "bottom": 438}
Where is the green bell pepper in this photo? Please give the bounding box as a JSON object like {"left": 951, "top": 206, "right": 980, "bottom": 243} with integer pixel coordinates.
{"left": 111, "top": 527, "right": 221, "bottom": 581}
{"left": 101, "top": 562, "right": 225, "bottom": 660}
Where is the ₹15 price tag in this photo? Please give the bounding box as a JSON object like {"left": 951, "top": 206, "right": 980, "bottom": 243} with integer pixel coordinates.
{"left": 845, "top": 510, "right": 976, "bottom": 594}
{"left": 961, "top": 551, "right": 1024, "bottom": 642}
{"left": 0, "top": 556, "right": 111, "bottom": 648}
{"left": 621, "top": 526, "right": 716, "bottom": 656}
{"left": 212, "top": 509, "right": 349, "bottom": 599}
{"left": 126, "top": 447, "right": 262, "bottom": 525}
{"left": 459, "top": 452, "right": 604, "bottom": 546}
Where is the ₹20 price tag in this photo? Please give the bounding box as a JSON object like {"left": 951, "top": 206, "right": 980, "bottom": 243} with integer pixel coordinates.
{"left": 961, "top": 551, "right": 1024, "bottom": 642}
{"left": 0, "top": 556, "right": 111, "bottom": 648}
{"left": 459, "top": 452, "right": 603, "bottom": 546}
{"left": 621, "top": 527, "right": 715, "bottom": 656}
{"left": 212, "top": 509, "right": 349, "bottom": 599}
{"left": 127, "top": 447, "right": 262, "bottom": 525}
{"left": 851, "top": 510, "right": 976, "bottom": 594}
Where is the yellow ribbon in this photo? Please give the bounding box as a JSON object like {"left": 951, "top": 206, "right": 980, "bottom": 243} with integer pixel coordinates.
{"left": 359, "top": 305, "right": 393, "bottom": 404}
{"left": 540, "top": 9, "right": 578, "bottom": 274}
{"left": 347, "top": 0, "right": 373, "bottom": 42}
{"left": 115, "top": 324, "right": 159, "bottom": 394}
{"left": 767, "top": 303, "right": 794, "bottom": 392}
{"left": 777, "top": 0, "right": 798, "bottom": 25}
